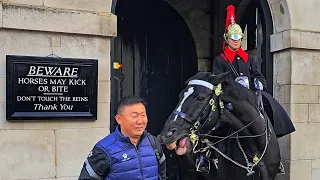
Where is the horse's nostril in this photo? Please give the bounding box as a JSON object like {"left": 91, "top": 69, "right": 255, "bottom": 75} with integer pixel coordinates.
{"left": 166, "top": 130, "right": 176, "bottom": 138}
{"left": 167, "top": 132, "right": 173, "bottom": 137}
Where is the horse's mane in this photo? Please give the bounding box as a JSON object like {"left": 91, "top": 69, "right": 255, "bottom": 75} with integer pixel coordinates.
{"left": 184, "top": 71, "right": 258, "bottom": 107}
{"left": 185, "top": 72, "right": 212, "bottom": 84}
{"left": 224, "top": 77, "right": 258, "bottom": 108}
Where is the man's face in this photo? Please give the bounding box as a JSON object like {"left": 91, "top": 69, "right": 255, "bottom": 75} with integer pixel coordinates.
{"left": 115, "top": 103, "right": 148, "bottom": 139}
{"left": 227, "top": 38, "right": 241, "bottom": 50}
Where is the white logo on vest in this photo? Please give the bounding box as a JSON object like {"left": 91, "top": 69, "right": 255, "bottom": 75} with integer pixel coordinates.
{"left": 122, "top": 153, "right": 131, "bottom": 162}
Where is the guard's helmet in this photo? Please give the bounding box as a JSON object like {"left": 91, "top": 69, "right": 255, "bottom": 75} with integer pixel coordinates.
{"left": 223, "top": 5, "right": 244, "bottom": 42}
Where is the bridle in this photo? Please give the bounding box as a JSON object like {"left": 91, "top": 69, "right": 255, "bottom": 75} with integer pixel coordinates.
{"left": 171, "top": 79, "right": 271, "bottom": 176}
{"left": 172, "top": 79, "right": 225, "bottom": 144}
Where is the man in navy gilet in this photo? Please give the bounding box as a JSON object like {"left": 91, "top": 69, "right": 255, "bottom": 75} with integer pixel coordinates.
{"left": 79, "top": 96, "right": 166, "bottom": 180}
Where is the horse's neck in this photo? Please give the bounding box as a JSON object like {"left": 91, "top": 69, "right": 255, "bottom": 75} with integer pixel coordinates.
{"left": 244, "top": 90, "right": 259, "bottom": 108}
{"left": 232, "top": 100, "right": 257, "bottom": 116}
{"left": 231, "top": 100, "right": 266, "bottom": 132}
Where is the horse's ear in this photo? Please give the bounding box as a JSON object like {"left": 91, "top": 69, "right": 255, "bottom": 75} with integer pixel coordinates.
{"left": 211, "top": 72, "right": 230, "bottom": 85}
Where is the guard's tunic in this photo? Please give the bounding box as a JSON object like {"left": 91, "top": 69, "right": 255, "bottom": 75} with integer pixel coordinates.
{"left": 212, "top": 47, "right": 295, "bottom": 138}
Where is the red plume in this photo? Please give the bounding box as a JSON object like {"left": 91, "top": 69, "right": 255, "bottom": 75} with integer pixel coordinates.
{"left": 223, "top": 5, "right": 236, "bottom": 50}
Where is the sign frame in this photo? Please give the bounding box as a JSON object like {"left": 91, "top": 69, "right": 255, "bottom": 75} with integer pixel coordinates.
{"left": 6, "top": 55, "right": 98, "bottom": 121}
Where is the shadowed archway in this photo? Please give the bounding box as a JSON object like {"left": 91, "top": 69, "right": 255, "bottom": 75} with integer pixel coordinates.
{"left": 110, "top": 0, "right": 199, "bottom": 179}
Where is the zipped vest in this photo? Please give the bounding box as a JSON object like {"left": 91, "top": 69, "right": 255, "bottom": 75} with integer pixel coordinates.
{"left": 96, "top": 127, "right": 158, "bottom": 180}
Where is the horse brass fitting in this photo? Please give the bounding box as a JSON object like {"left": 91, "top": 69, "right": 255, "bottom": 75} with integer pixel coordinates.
{"left": 219, "top": 101, "right": 224, "bottom": 109}
{"left": 190, "top": 131, "right": 198, "bottom": 144}
{"left": 209, "top": 99, "right": 216, "bottom": 111}
{"left": 215, "top": 83, "right": 222, "bottom": 96}
{"left": 194, "top": 121, "right": 200, "bottom": 129}
{"left": 253, "top": 155, "right": 259, "bottom": 164}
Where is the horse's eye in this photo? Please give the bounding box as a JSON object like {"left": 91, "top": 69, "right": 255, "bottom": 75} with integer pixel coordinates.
{"left": 197, "top": 96, "right": 205, "bottom": 101}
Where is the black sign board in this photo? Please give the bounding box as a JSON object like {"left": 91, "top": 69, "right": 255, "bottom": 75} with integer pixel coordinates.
{"left": 6, "top": 55, "right": 98, "bottom": 120}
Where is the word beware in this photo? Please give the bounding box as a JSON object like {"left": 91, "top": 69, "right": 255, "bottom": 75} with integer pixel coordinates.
{"left": 27, "top": 66, "right": 79, "bottom": 77}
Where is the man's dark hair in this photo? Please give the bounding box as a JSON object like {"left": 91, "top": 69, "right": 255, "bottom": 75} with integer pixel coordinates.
{"left": 117, "top": 95, "right": 146, "bottom": 113}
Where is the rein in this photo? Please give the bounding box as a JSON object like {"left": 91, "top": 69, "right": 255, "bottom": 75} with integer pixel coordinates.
{"left": 201, "top": 113, "right": 262, "bottom": 145}
{"left": 199, "top": 111, "right": 270, "bottom": 176}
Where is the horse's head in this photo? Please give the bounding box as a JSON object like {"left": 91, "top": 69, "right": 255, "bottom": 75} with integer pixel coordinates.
{"left": 158, "top": 72, "right": 229, "bottom": 155}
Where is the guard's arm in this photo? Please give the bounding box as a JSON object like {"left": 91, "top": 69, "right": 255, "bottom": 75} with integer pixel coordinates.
{"left": 78, "top": 146, "right": 110, "bottom": 180}
{"left": 249, "top": 56, "right": 267, "bottom": 90}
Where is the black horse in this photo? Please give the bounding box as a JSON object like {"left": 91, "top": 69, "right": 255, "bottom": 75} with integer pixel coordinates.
{"left": 158, "top": 72, "right": 281, "bottom": 180}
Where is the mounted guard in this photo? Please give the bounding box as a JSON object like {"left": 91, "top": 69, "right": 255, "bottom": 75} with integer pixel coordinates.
{"left": 212, "top": 5, "right": 266, "bottom": 93}
{"left": 212, "top": 5, "right": 295, "bottom": 139}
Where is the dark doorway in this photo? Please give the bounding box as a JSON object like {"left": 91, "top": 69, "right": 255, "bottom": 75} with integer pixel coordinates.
{"left": 111, "top": 0, "right": 198, "bottom": 179}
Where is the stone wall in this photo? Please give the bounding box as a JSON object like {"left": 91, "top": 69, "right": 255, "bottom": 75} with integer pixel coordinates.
{"left": 0, "top": 1, "right": 116, "bottom": 179}
{"left": 273, "top": 48, "right": 320, "bottom": 180}
{"left": 165, "top": 0, "right": 212, "bottom": 72}
{"left": 269, "top": 0, "right": 320, "bottom": 179}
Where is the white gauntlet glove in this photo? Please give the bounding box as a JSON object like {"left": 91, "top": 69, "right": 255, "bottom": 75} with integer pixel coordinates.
{"left": 254, "top": 78, "right": 263, "bottom": 90}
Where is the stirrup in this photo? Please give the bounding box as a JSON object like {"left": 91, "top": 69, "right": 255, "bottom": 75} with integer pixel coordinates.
{"left": 195, "top": 154, "right": 211, "bottom": 174}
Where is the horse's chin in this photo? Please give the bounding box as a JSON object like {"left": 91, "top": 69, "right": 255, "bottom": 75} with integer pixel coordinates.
{"left": 165, "top": 137, "right": 191, "bottom": 156}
